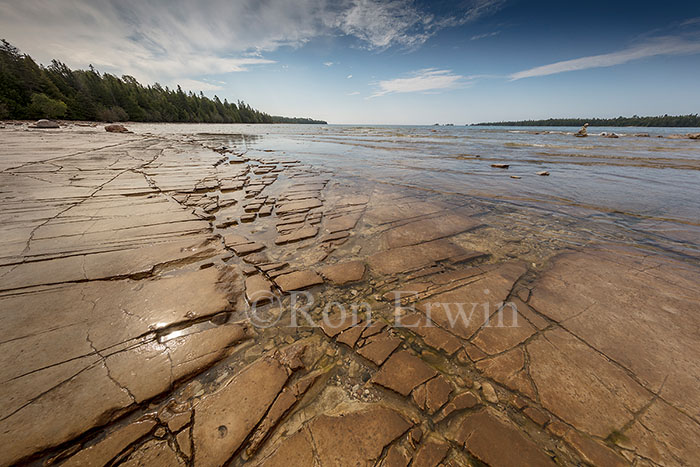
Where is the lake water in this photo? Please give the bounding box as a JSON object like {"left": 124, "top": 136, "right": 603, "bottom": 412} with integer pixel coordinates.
{"left": 133, "top": 123, "right": 700, "bottom": 259}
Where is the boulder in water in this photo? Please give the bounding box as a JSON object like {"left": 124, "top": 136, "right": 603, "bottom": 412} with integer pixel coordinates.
{"left": 31, "top": 119, "right": 60, "bottom": 129}
{"left": 105, "top": 124, "right": 130, "bottom": 133}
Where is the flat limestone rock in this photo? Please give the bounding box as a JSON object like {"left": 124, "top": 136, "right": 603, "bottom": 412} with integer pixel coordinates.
{"left": 120, "top": 439, "right": 184, "bottom": 466}
{"left": 259, "top": 406, "right": 411, "bottom": 466}
{"left": 275, "top": 198, "right": 322, "bottom": 215}
{"left": 372, "top": 351, "right": 438, "bottom": 396}
{"left": 415, "top": 262, "right": 527, "bottom": 340}
{"left": 528, "top": 248, "right": 700, "bottom": 421}
{"left": 425, "top": 375, "right": 453, "bottom": 414}
{"left": 274, "top": 270, "right": 324, "bottom": 292}
{"left": 412, "top": 437, "right": 450, "bottom": 467}
{"left": 319, "top": 260, "right": 366, "bottom": 285}
{"left": 63, "top": 418, "right": 157, "bottom": 467}
{"left": 368, "top": 240, "right": 467, "bottom": 275}
{"left": 451, "top": 408, "right": 555, "bottom": 466}
{"left": 526, "top": 328, "right": 650, "bottom": 437}
{"left": 274, "top": 225, "right": 318, "bottom": 245}
{"left": 356, "top": 332, "right": 402, "bottom": 365}
{"left": 475, "top": 348, "right": 535, "bottom": 400}
{"left": 382, "top": 213, "right": 482, "bottom": 249}
{"left": 192, "top": 357, "right": 290, "bottom": 467}
{"left": 396, "top": 313, "right": 462, "bottom": 356}
{"left": 246, "top": 274, "right": 274, "bottom": 303}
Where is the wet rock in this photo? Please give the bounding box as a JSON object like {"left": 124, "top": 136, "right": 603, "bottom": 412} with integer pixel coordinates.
{"left": 192, "top": 356, "right": 291, "bottom": 467}
{"left": 336, "top": 323, "right": 366, "bottom": 348}
{"left": 523, "top": 407, "right": 550, "bottom": 427}
{"left": 319, "top": 260, "right": 366, "bottom": 285}
{"left": 491, "top": 163, "right": 509, "bottom": 169}
{"left": 63, "top": 418, "right": 156, "bottom": 466}
{"left": 120, "top": 439, "right": 184, "bottom": 466}
{"left": 412, "top": 437, "right": 450, "bottom": 467}
{"left": 368, "top": 240, "right": 468, "bottom": 275}
{"left": 536, "top": 171, "right": 550, "bottom": 176}
{"left": 104, "top": 124, "right": 130, "bottom": 133}
{"left": 563, "top": 430, "right": 627, "bottom": 467}
{"left": 258, "top": 406, "right": 411, "bottom": 466}
{"left": 245, "top": 274, "right": 274, "bottom": 303}
{"left": 529, "top": 248, "right": 700, "bottom": 421}
{"left": 372, "top": 351, "right": 438, "bottom": 396}
{"left": 275, "top": 225, "right": 319, "bottom": 245}
{"left": 383, "top": 444, "right": 410, "bottom": 467}
{"left": 451, "top": 408, "right": 555, "bottom": 466}
{"left": 324, "top": 212, "right": 362, "bottom": 233}
{"left": 425, "top": 375, "right": 453, "bottom": 414}
{"left": 274, "top": 270, "right": 323, "bottom": 292}
{"left": 381, "top": 213, "right": 481, "bottom": 249}
{"left": 397, "top": 313, "right": 462, "bottom": 356}
{"left": 472, "top": 305, "right": 536, "bottom": 355}
{"left": 276, "top": 198, "right": 322, "bottom": 215}
{"left": 176, "top": 430, "right": 192, "bottom": 459}
{"left": 357, "top": 332, "right": 402, "bottom": 365}
{"left": 476, "top": 347, "right": 536, "bottom": 399}
{"left": 434, "top": 391, "right": 478, "bottom": 422}
{"left": 526, "top": 328, "right": 649, "bottom": 437}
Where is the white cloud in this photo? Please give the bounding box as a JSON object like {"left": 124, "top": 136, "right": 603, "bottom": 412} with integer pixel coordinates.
{"left": 324, "top": 61, "right": 335, "bottom": 66}
{"left": 0, "top": 0, "right": 508, "bottom": 86}
{"left": 347, "top": 74, "right": 353, "bottom": 78}
{"left": 510, "top": 36, "right": 700, "bottom": 80}
{"left": 371, "top": 68, "right": 464, "bottom": 97}
{"left": 348, "top": 91, "right": 361, "bottom": 95}
{"left": 471, "top": 30, "right": 500, "bottom": 41}
{"left": 174, "top": 79, "right": 224, "bottom": 92}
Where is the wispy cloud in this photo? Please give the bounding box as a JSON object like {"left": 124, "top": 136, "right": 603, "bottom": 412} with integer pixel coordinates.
{"left": 348, "top": 91, "right": 361, "bottom": 95}
{"left": 471, "top": 30, "right": 500, "bottom": 41}
{"left": 510, "top": 36, "right": 700, "bottom": 80}
{"left": 324, "top": 61, "right": 335, "bottom": 66}
{"left": 371, "top": 68, "right": 464, "bottom": 97}
{"left": 174, "top": 78, "right": 224, "bottom": 92}
{"left": 347, "top": 74, "right": 353, "bottom": 78}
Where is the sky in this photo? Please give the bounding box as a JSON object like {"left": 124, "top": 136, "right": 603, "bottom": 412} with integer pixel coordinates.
{"left": 1, "top": 0, "right": 699, "bottom": 124}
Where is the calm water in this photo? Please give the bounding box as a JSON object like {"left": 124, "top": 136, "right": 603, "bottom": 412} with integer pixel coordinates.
{"left": 133, "top": 123, "right": 700, "bottom": 257}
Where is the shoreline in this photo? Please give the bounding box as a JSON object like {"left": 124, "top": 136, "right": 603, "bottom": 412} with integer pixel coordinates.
{"left": 0, "top": 125, "right": 699, "bottom": 465}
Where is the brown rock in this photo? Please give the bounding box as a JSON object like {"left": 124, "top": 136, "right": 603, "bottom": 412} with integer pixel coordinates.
{"left": 397, "top": 313, "right": 462, "bottom": 356}
{"left": 452, "top": 408, "right": 555, "bottom": 466}
{"left": 425, "top": 375, "right": 453, "bottom": 414}
{"left": 476, "top": 348, "right": 536, "bottom": 400}
{"left": 176, "top": 430, "right": 192, "bottom": 459}
{"left": 480, "top": 381, "right": 498, "bottom": 403}
{"left": 434, "top": 391, "right": 479, "bottom": 422}
{"left": 319, "top": 260, "right": 366, "bottom": 285}
{"left": 167, "top": 410, "right": 192, "bottom": 432}
{"left": 527, "top": 328, "right": 650, "bottom": 437}
{"left": 412, "top": 437, "right": 450, "bottom": 467}
{"left": 357, "top": 332, "right": 402, "bottom": 365}
{"left": 382, "top": 213, "right": 481, "bottom": 249}
{"left": 105, "top": 124, "right": 130, "bottom": 133}
{"left": 245, "top": 274, "right": 274, "bottom": 303}
{"left": 412, "top": 383, "right": 427, "bottom": 409}
{"left": 336, "top": 323, "right": 366, "bottom": 348}
{"left": 383, "top": 444, "right": 410, "bottom": 467}
{"left": 472, "top": 304, "right": 536, "bottom": 355}
{"left": 523, "top": 407, "right": 550, "bottom": 427}
{"left": 372, "top": 351, "right": 438, "bottom": 396}
{"left": 274, "top": 270, "right": 323, "bottom": 292}
{"left": 491, "top": 163, "right": 509, "bottom": 168}
{"left": 564, "top": 430, "right": 627, "bottom": 467}
{"left": 63, "top": 418, "right": 156, "bottom": 466}
{"left": 120, "top": 439, "right": 184, "bottom": 466}
{"left": 368, "top": 240, "right": 468, "bottom": 275}
{"left": 192, "top": 357, "right": 290, "bottom": 467}
{"left": 260, "top": 406, "right": 411, "bottom": 466}
{"left": 275, "top": 225, "right": 319, "bottom": 244}
{"left": 275, "top": 198, "right": 322, "bottom": 215}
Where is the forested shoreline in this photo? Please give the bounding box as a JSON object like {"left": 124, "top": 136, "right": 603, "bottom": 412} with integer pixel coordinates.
{"left": 0, "top": 40, "right": 325, "bottom": 124}
{"left": 474, "top": 115, "right": 700, "bottom": 127}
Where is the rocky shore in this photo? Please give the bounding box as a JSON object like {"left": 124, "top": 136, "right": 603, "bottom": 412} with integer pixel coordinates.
{"left": 1, "top": 124, "right": 699, "bottom": 466}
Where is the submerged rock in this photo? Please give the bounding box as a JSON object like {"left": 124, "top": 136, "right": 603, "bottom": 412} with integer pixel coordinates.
{"left": 31, "top": 119, "right": 60, "bottom": 128}
{"left": 105, "top": 124, "right": 130, "bottom": 133}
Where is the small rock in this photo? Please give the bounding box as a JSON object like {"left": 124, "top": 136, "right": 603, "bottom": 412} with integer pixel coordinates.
{"left": 510, "top": 175, "right": 521, "bottom": 179}
{"left": 536, "top": 171, "right": 550, "bottom": 176}
{"left": 481, "top": 382, "right": 498, "bottom": 403}
{"left": 105, "top": 124, "right": 130, "bottom": 133}
{"left": 31, "top": 119, "right": 60, "bottom": 129}
{"left": 491, "top": 163, "right": 509, "bottom": 169}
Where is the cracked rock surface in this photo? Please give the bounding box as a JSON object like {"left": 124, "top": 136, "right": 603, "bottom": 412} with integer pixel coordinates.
{"left": 1, "top": 125, "right": 699, "bottom": 466}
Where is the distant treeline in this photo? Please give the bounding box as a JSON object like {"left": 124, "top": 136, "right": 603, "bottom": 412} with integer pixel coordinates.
{"left": 0, "top": 40, "right": 326, "bottom": 124}
{"left": 474, "top": 115, "right": 700, "bottom": 127}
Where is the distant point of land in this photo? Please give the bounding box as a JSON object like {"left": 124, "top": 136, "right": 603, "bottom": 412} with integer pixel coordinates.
{"left": 473, "top": 115, "right": 700, "bottom": 128}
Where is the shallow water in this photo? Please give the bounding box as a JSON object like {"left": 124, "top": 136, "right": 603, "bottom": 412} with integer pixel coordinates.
{"left": 133, "top": 123, "right": 700, "bottom": 258}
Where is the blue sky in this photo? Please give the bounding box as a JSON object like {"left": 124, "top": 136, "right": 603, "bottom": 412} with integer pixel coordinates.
{"left": 1, "top": 0, "right": 699, "bottom": 124}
